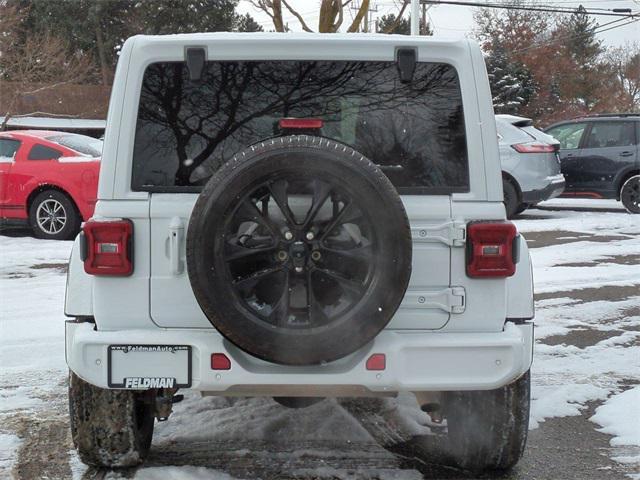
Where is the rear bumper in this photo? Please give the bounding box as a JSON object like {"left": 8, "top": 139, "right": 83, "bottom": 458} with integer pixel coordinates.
{"left": 522, "top": 174, "right": 565, "bottom": 204}
{"left": 66, "top": 321, "right": 533, "bottom": 394}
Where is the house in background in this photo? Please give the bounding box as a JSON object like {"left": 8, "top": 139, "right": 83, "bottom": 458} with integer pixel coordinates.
{"left": 0, "top": 117, "right": 106, "bottom": 139}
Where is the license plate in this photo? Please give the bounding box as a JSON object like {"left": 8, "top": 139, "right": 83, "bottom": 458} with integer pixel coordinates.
{"left": 107, "top": 345, "right": 191, "bottom": 388}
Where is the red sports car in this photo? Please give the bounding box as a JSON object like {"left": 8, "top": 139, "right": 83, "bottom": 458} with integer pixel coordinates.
{"left": 0, "top": 130, "right": 102, "bottom": 240}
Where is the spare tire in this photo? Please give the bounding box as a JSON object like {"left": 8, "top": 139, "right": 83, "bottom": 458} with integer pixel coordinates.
{"left": 186, "top": 136, "right": 412, "bottom": 365}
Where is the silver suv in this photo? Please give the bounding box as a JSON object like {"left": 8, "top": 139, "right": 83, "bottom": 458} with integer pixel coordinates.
{"left": 65, "top": 33, "right": 534, "bottom": 474}
{"left": 497, "top": 114, "right": 565, "bottom": 217}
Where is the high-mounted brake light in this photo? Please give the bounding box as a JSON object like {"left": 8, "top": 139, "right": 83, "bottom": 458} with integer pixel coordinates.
{"left": 81, "top": 220, "right": 133, "bottom": 276}
{"left": 279, "top": 118, "right": 324, "bottom": 130}
{"left": 511, "top": 142, "right": 555, "bottom": 153}
{"left": 466, "top": 222, "right": 518, "bottom": 278}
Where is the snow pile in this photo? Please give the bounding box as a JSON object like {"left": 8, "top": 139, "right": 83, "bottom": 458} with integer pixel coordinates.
{"left": 591, "top": 387, "right": 640, "bottom": 465}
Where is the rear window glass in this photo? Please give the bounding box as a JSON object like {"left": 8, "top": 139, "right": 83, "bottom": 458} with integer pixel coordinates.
{"left": 28, "top": 144, "right": 62, "bottom": 160}
{"left": 46, "top": 134, "right": 103, "bottom": 157}
{"left": 0, "top": 138, "right": 20, "bottom": 161}
{"left": 546, "top": 123, "right": 586, "bottom": 150}
{"left": 132, "top": 60, "right": 469, "bottom": 194}
{"left": 584, "top": 122, "right": 636, "bottom": 149}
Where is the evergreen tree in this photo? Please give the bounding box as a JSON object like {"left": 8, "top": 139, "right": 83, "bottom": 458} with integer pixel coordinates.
{"left": 377, "top": 13, "right": 410, "bottom": 34}
{"left": 237, "top": 13, "right": 264, "bottom": 32}
{"left": 377, "top": 13, "right": 432, "bottom": 35}
{"left": 129, "top": 0, "right": 239, "bottom": 35}
{"left": 553, "top": 6, "right": 604, "bottom": 110}
{"left": 485, "top": 42, "right": 536, "bottom": 113}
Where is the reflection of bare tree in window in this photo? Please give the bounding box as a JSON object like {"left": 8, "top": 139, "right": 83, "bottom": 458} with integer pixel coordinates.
{"left": 134, "top": 61, "right": 468, "bottom": 189}
{"left": 353, "top": 65, "right": 467, "bottom": 187}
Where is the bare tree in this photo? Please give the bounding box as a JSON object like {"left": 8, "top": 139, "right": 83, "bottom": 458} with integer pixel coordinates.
{"left": 0, "top": 27, "right": 92, "bottom": 130}
{"left": 605, "top": 43, "right": 640, "bottom": 112}
{"left": 249, "top": 0, "right": 408, "bottom": 33}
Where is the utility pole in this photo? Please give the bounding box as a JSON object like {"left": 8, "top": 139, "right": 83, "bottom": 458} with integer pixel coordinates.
{"left": 411, "top": 0, "right": 420, "bottom": 35}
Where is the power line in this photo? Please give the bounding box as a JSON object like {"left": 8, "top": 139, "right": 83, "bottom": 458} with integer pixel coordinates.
{"left": 421, "top": 0, "right": 638, "bottom": 17}
{"left": 510, "top": 16, "right": 637, "bottom": 54}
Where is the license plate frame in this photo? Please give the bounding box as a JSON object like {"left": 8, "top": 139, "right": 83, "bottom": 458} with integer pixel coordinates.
{"left": 107, "top": 345, "right": 192, "bottom": 388}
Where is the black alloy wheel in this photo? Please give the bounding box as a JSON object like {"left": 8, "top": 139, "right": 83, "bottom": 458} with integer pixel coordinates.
{"left": 620, "top": 175, "right": 640, "bottom": 214}
{"left": 223, "top": 175, "right": 375, "bottom": 330}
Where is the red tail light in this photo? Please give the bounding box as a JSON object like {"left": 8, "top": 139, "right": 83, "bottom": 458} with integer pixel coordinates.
{"left": 466, "top": 222, "right": 518, "bottom": 278}
{"left": 279, "top": 118, "right": 323, "bottom": 130}
{"left": 511, "top": 142, "right": 555, "bottom": 153}
{"left": 81, "top": 220, "right": 133, "bottom": 276}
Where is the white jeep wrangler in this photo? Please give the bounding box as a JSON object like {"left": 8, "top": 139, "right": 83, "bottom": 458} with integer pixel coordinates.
{"left": 65, "top": 32, "right": 534, "bottom": 473}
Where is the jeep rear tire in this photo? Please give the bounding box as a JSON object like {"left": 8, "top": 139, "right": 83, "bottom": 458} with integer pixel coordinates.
{"left": 443, "top": 370, "right": 530, "bottom": 474}
{"left": 187, "top": 136, "right": 412, "bottom": 365}
{"left": 69, "top": 372, "right": 156, "bottom": 468}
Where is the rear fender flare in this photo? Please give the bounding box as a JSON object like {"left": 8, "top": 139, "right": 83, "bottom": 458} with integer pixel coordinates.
{"left": 506, "top": 235, "right": 534, "bottom": 320}
{"left": 65, "top": 235, "right": 94, "bottom": 318}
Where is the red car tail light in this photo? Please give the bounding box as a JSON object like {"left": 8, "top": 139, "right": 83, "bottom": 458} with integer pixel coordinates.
{"left": 511, "top": 142, "right": 555, "bottom": 153}
{"left": 81, "top": 220, "right": 133, "bottom": 276}
{"left": 279, "top": 118, "right": 324, "bottom": 130}
{"left": 466, "top": 222, "right": 518, "bottom": 278}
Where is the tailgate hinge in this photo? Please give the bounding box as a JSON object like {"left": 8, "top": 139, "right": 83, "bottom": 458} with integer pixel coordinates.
{"left": 411, "top": 221, "right": 466, "bottom": 247}
{"left": 402, "top": 287, "right": 466, "bottom": 314}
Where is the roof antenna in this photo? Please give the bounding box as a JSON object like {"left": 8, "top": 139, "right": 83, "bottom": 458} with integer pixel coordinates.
{"left": 185, "top": 47, "right": 206, "bottom": 81}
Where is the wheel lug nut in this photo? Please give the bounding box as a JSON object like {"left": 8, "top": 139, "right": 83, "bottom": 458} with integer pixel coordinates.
{"left": 277, "top": 251, "right": 288, "bottom": 261}
{"left": 284, "top": 231, "right": 293, "bottom": 240}
{"left": 295, "top": 266, "right": 303, "bottom": 273}
{"left": 305, "top": 231, "right": 315, "bottom": 241}
{"left": 311, "top": 250, "right": 321, "bottom": 261}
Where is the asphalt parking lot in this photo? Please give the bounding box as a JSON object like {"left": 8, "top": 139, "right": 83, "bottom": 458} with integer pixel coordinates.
{"left": 1, "top": 199, "right": 638, "bottom": 480}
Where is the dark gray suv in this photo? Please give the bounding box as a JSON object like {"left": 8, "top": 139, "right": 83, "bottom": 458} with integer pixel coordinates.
{"left": 546, "top": 114, "right": 640, "bottom": 213}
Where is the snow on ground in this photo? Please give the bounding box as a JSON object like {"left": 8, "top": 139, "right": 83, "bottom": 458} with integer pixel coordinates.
{"left": 0, "top": 235, "right": 72, "bottom": 479}
{"left": 106, "top": 466, "right": 238, "bottom": 480}
{"left": 0, "top": 433, "right": 21, "bottom": 473}
{"left": 538, "top": 198, "right": 625, "bottom": 211}
{"left": 1, "top": 204, "right": 639, "bottom": 478}
{"left": 591, "top": 387, "right": 640, "bottom": 466}
{"left": 515, "top": 207, "right": 640, "bottom": 474}
{"left": 0, "top": 236, "right": 71, "bottom": 388}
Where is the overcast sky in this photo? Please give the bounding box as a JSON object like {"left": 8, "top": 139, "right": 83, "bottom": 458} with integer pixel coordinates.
{"left": 237, "top": 0, "right": 639, "bottom": 47}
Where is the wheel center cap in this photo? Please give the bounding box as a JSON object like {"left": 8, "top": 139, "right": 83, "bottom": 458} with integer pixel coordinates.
{"left": 290, "top": 241, "right": 308, "bottom": 269}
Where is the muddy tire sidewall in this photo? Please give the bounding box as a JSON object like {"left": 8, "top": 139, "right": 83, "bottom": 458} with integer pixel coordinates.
{"left": 68, "top": 371, "right": 155, "bottom": 468}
